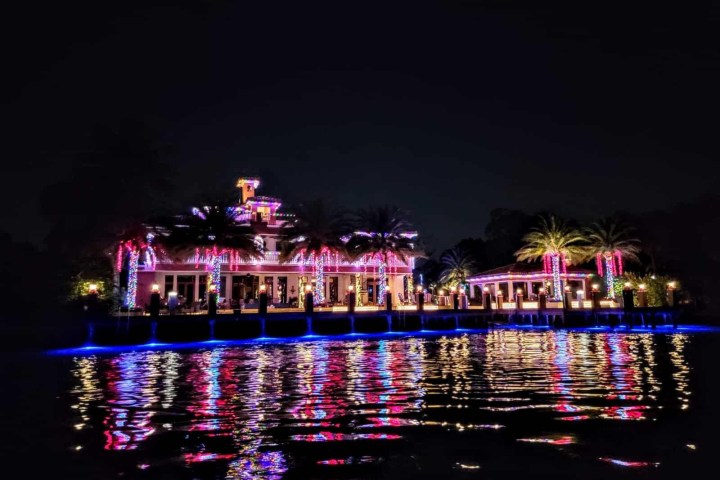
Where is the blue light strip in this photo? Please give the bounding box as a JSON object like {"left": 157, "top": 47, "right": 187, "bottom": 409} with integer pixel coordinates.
{"left": 47, "top": 324, "right": 720, "bottom": 357}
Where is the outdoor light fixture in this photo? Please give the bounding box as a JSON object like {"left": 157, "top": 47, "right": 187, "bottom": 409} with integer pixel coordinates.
{"left": 439, "top": 289, "right": 445, "bottom": 296}
{"left": 88, "top": 284, "right": 98, "bottom": 294}
{"left": 668, "top": 281, "right": 676, "bottom": 289}
{"left": 416, "top": 286, "right": 423, "bottom": 292}
{"left": 638, "top": 284, "right": 646, "bottom": 291}
{"left": 592, "top": 284, "right": 600, "bottom": 292}
{"left": 516, "top": 288, "right": 523, "bottom": 295}
{"left": 151, "top": 284, "right": 160, "bottom": 293}
{"left": 576, "top": 289, "right": 585, "bottom": 295}
{"left": 450, "top": 286, "right": 457, "bottom": 293}
{"left": 259, "top": 284, "right": 267, "bottom": 292}
{"left": 624, "top": 282, "right": 633, "bottom": 288}
{"left": 168, "top": 291, "right": 178, "bottom": 297}
{"left": 564, "top": 285, "right": 571, "bottom": 292}
{"left": 539, "top": 287, "right": 545, "bottom": 294}
{"left": 208, "top": 284, "right": 217, "bottom": 293}
{"left": 347, "top": 285, "right": 354, "bottom": 292}
{"left": 483, "top": 286, "right": 490, "bottom": 293}
{"left": 305, "top": 284, "right": 313, "bottom": 293}
{"left": 385, "top": 286, "right": 391, "bottom": 293}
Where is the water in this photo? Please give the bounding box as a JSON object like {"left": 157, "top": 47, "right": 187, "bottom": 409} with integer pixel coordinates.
{"left": 3, "top": 330, "right": 719, "bottom": 479}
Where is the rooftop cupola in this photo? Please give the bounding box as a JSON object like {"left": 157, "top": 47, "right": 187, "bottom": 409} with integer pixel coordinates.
{"left": 236, "top": 177, "right": 261, "bottom": 204}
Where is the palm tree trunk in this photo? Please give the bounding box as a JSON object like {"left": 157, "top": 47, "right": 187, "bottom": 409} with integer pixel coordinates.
{"left": 377, "top": 252, "right": 388, "bottom": 306}
{"left": 314, "top": 253, "right": 325, "bottom": 304}
{"left": 603, "top": 255, "right": 616, "bottom": 299}
{"left": 126, "top": 250, "right": 139, "bottom": 309}
{"left": 209, "top": 254, "right": 222, "bottom": 290}
{"left": 551, "top": 253, "right": 562, "bottom": 301}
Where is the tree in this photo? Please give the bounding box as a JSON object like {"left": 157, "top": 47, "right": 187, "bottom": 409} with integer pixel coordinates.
{"left": 42, "top": 119, "right": 175, "bottom": 258}
{"left": 279, "top": 199, "right": 349, "bottom": 304}
{"left": 346, "top": 205, "right": 420, "bottom": 305}
{"left": 515, "top": 215, "right": 587, "bottom": 300}
{"left": 585, "top": 218, "right": 640, "bottom": 299}
{"left": 484, "top": 208, "right": 534, "bottom": 268}
{"left": 439, "top": 246, "right": 476, "bottom": 288}
{"left": 158, "top": 196, "right": 261, "bottom": 295}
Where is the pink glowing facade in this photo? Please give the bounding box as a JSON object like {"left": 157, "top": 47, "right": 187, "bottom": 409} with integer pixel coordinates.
{"left": 466, "top": 263, "right": 593, "bottom": 303}
{"left": 129, "top": 177, "right": 415, "bottom": 309}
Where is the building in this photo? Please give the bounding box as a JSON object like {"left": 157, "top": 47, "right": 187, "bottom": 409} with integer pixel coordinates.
{"left": 124, "top": 177, "right": 415, "bottom": 310}
{"left": 466, "top": 263, "right": 600, "bottom": 308}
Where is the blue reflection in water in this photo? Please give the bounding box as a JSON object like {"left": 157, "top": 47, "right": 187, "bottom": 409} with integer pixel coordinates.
{"left": 66, "top": 330, "right": 699, "bottom": 477}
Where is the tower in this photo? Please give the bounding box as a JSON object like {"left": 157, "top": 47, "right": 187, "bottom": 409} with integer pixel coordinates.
{"left": 236, "top": 177, "right": 260, "bottom": 204}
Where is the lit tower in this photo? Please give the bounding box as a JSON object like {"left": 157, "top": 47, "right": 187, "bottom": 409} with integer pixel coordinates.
{"left": 236, "top": 177, "right": 260, "bottom": 204}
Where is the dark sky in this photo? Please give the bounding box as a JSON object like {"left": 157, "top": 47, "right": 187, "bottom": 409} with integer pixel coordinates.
{"left": 4, "top": 0, "right": 719, "bottom": 250}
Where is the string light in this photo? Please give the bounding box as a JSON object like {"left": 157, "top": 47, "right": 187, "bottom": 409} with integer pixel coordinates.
{"left": 377, "top": 259, "right": 386, "bottom": 305}
{"left": 126, "top": 250, "right": 139, "bottom": 309}
{"left": 604, "top": 254, "right": 616, "bottom": 299}
{"left": 551, "top": 253, "right": 562, "bottom": 301}
{"left": 314, "top": 252, "right": 325, "bottom": 304}
{"left": 355, "top": 274, "right": 362, "bottom": 306}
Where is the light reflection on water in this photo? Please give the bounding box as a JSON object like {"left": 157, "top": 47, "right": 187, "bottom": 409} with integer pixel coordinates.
{"left": 68, "top": 331, "right": 694, "bottom": 477}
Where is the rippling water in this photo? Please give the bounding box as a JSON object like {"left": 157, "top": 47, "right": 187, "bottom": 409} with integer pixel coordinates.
{"left": 4, "top": 330, "right": 719, "bottom": 479}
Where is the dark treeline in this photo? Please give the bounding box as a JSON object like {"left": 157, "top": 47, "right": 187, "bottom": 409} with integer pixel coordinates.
{"left": 2, "top": 120, "right": 719, "bottom": 324}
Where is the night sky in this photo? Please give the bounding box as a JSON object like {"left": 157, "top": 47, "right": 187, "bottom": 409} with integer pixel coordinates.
{"left": 5, "top": 1, "right": 719, "bottom": 250}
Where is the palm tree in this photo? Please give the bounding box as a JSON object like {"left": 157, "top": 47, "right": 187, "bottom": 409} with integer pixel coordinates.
{"left": 439, "top": 246, "right": 476, "bottom": 289}
{"left": 585, "top": 218, "right": 641, "bottom": 299}
{"left": 114, "top": 225, "right": 160, "bottom": 310}
{"left": 279, "top": 199, "right": 349, "bottom": 304}
{"left": 346, "top": 205, "right": 420, "bottom": 305}
{"left": 158, "top": 197, "right": 262, "bottom": 290}
{"left": 515, "top": 215, "right": 587, "bottom": 300}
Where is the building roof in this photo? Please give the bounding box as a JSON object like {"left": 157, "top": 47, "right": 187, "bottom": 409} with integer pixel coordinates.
{"left": 467, "top": 263, "right": 593, "bottom": 282}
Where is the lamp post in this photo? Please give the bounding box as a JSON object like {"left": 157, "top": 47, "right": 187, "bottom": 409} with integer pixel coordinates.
{"left": 563, "top": 285, "right": 572, "bottom": 311}
{"left": 150, "top": 283, "right": 161, "bottom": 319}
{"left": 497, "top": 289, "right": 504, "bottom": 310}
{"left": 538, "top": 287, "right": 547, "bottom": 311}
{"left": 347, "top": 285, "right": 356, "bottom": 314}
{"left": 451, "top": 286, "right": 459, "bottom": 311}
{"left": 258, "top": 283, "right": 268, "bottom": 315}
{"left": 85, "top": 283, "right": 99, "bottom": 317}
{"left": 666, "top": 281, "right": 679, "bottom": 308}
{"left": 637, "top": 283, "right": 648, "bottom": 308}
{"left": 483, "top": 286, "right": 492, "bottom": 311}
{"left": 591, "top": 284, "right": 601, "bottom": 310}
{"left": 385, "top": 285, "right": 393, "bottom": 312}
{"left": 459, "top": 285, "right": 468, "bottom": 310}
{"left": 516, "top": 288, "right": 524, "bottom": 310}
{"left": 416, "top": 286, "right": 424, "bottom": 312}
{"left": 207, "top": 283, "right": 217, "bottom": 317}
{"left": 304, "top": 284, "right": 314, "bottom": 315}
{"left": 622, "top": 282, "right": 635, "bottom": 311}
